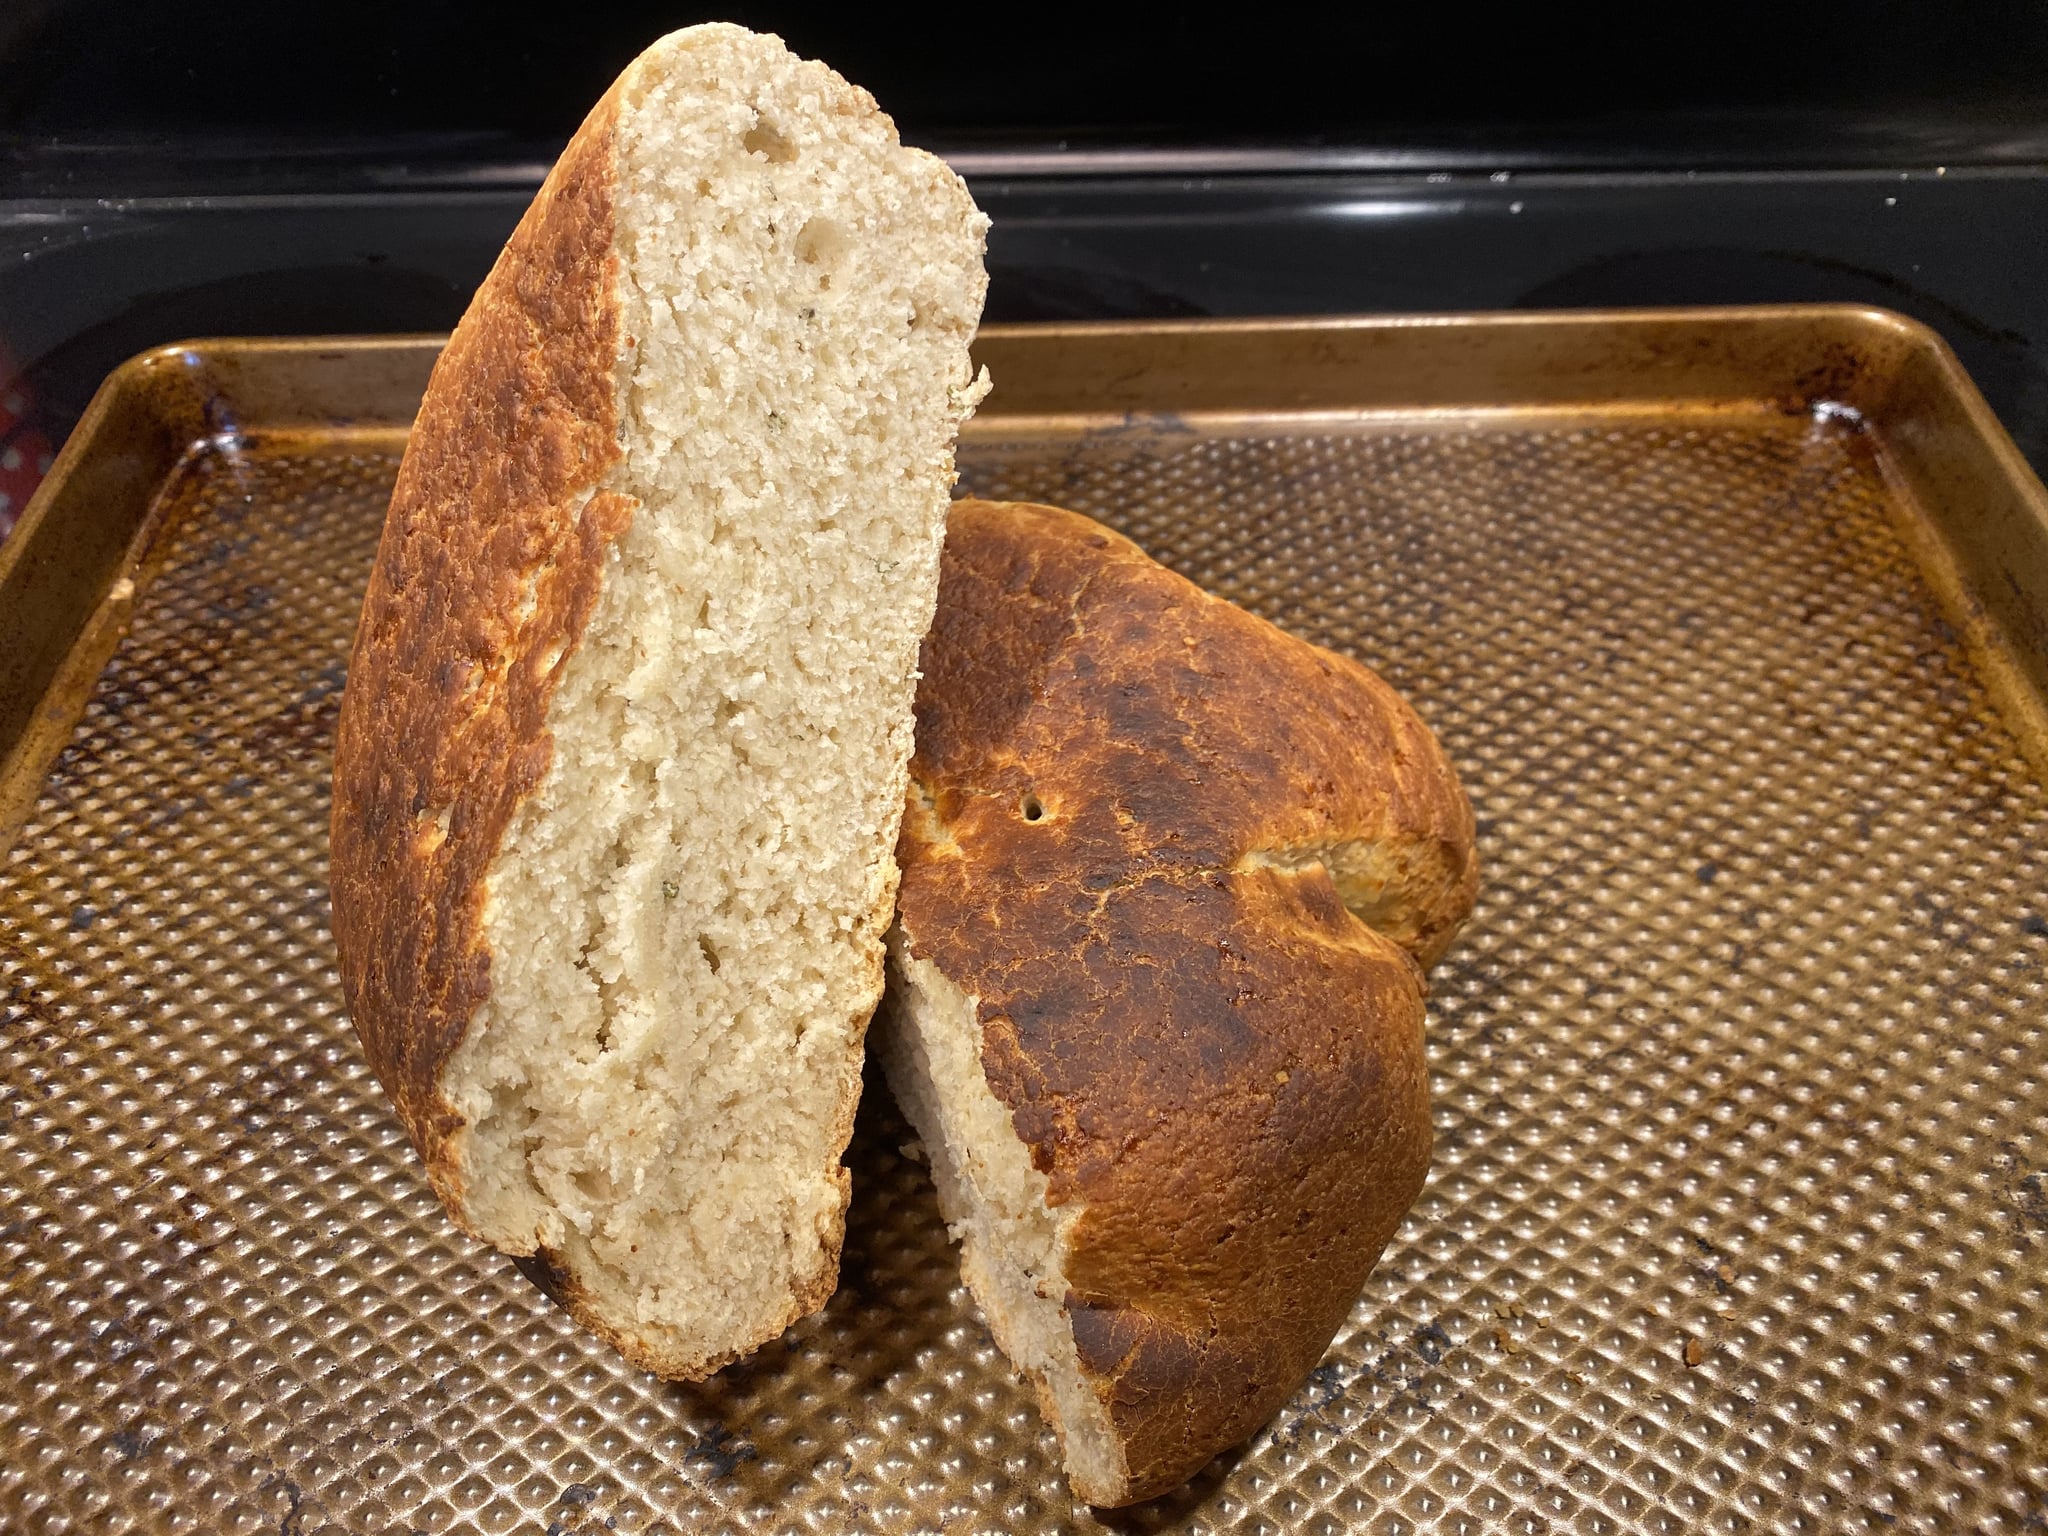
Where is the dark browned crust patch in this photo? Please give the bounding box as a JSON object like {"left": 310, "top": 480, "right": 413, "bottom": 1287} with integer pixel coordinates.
{"left": 328, "top": 88, "right": 629, "bottom": 1226}
{"left": 895, "top": 499, "right": 1478, "bottom": 1504}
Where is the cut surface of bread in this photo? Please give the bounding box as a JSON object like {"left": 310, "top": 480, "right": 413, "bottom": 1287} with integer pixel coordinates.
{"left": 328, "top": 23, "right": 988, "bottom": 1379}
{"left": 879, "top": 499, "right": 1477, "bottom": 1504}
{"left": 876, "top": 941, "right": 1125, "bottom": 1501}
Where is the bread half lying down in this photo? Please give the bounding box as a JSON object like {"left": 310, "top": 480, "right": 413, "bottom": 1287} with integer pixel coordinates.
{"left": 328, "top": 24, "right": 989, "bottom": 1379}
{"left": 878, "top": 500, "right": 1478, "bottom": 1505}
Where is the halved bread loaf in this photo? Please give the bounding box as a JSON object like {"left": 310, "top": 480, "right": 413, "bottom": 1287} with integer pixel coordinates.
{"left": 878, "top": 499, "right": 1478, "bottom": 1505}
{"left": 328, "top": 24, "right": 989, "bottom": 1379}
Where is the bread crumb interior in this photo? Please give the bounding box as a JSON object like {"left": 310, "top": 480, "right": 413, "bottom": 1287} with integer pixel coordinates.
{"left": 439, "top": 25, "right": 987, "bottom": 1370}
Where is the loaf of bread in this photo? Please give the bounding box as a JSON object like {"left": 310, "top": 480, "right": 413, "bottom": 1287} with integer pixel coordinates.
{"left": 878, "top": 499, "right": 1478, "bottom": 1505}
{"left": 328, "top": 24, "right": 989, "bottom": 1379}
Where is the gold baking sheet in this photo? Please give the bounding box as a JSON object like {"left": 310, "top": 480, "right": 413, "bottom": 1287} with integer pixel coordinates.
{"left": 1, "top": 311, "right": 2044, "bottom": 1534}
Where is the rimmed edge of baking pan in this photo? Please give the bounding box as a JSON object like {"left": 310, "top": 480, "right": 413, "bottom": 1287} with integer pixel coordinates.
{"left": 965, "top": 307, "right": 2048, "bottom": 777}
{"left": 4, "top": 305, "right": 2043, "bottom": 864}
{"left": 0, "top": 337, "right": 436, "bottom": 857}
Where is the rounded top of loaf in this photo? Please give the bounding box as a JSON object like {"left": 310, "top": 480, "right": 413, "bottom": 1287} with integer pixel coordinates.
{"left": 895, "top": 498, "right": 1478, "bottom": 1503}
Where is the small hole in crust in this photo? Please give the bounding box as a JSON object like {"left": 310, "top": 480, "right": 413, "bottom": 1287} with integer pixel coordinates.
{"left": 698, "top": 935, "right": 723, "bottom": 974}
{"left": 1021, "top": 794, "right": 1046, "bottom": 823}
{"left": 743, "top": 121, "right": 796, "bottom": 163}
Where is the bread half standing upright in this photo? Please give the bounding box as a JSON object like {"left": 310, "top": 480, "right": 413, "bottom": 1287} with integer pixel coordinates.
{"left": 329, "top": 24, "right": 989, "bottom": 1379}
{"left": 879, "top": 500, "right": 1478, "bottom": 1505}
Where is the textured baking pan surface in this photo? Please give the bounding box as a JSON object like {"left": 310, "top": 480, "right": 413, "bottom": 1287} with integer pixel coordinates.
{"left": 2, "top": 314, "right": 2045, "bottom": 1535}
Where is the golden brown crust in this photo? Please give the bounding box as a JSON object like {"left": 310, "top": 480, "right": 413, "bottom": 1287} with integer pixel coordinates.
{"left": 895, "top": 499, "right": 1478, "bottom": 1504}
{"left": 328, "top": 89, "right": 628, "bottom": 1231}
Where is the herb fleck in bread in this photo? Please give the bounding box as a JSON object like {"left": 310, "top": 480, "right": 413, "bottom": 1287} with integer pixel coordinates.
{"left": 878, "top": 499, "right": 1477, "bottom": 1504}
{"left": 328, "top": 23, "right": 989, "bottom": 1380}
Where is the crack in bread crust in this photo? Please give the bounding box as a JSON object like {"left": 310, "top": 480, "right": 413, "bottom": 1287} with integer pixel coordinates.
{"left": 891, "top": 498, "right": 1478, "bottom": 1504}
